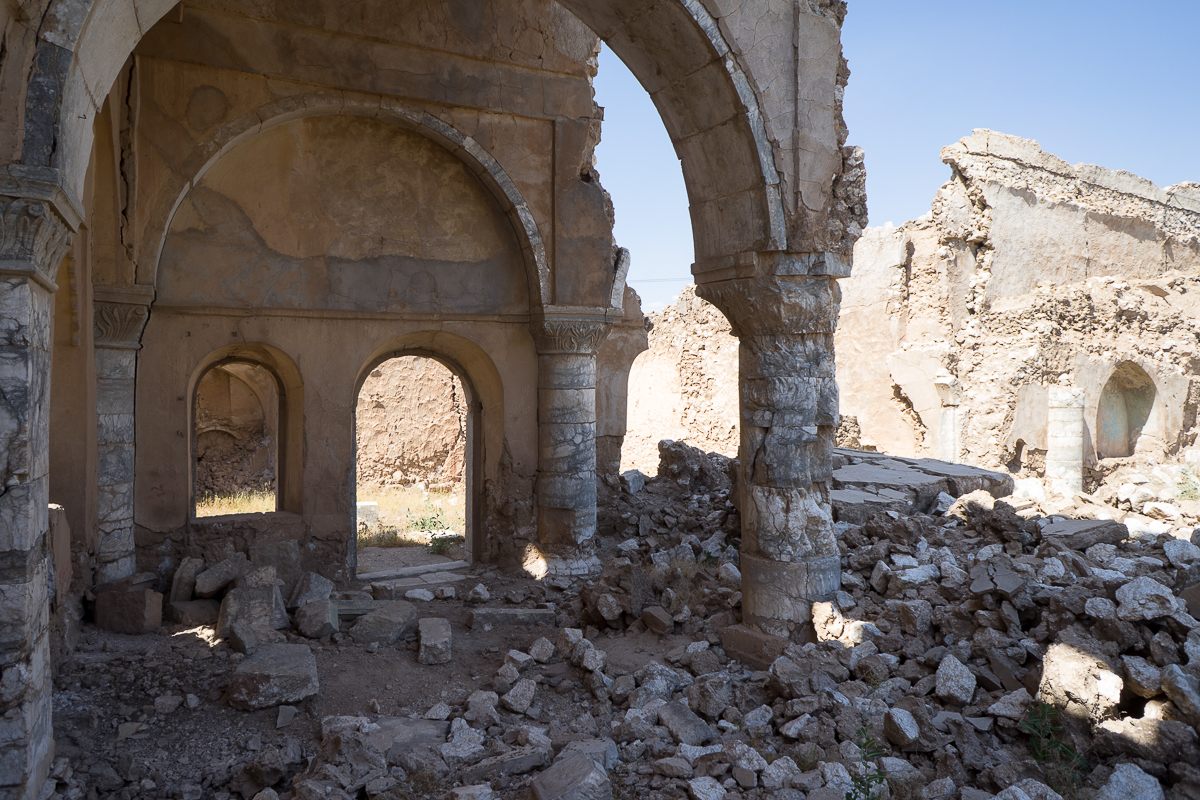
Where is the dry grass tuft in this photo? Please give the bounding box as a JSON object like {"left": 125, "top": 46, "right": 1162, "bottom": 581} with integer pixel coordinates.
{"left": 355, "top": 483, "right": 465, "bottom": 553}
{"left": 195, "top": 490, "right": 275, "bottom": 517}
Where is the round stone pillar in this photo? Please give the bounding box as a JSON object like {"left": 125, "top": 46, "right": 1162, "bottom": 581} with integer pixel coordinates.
{"left": 698, "top": 272, "right": 842, "bottom": 637}
{"left": 0, "top": 171, "right": 78, "bottom": 799}
{"left": 530, "top": 315, "right": 610, "bottom": 577}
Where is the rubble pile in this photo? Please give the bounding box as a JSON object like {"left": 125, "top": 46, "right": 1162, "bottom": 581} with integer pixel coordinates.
{"left": 47, "top": 440, "right": 1200, "bottom": 800}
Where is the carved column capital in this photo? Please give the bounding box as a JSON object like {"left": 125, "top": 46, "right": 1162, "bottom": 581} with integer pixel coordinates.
{"left": 531, "top": 310, "right": 612, "bottom": 355}
{"left": 0, "top": 175, "right": 80, "bottom": 291}
{"left": 93, "top": 286, "right": 154, "bottom": 350}
{"left": 695, "top": 273, "right": 839, "bottom": 339}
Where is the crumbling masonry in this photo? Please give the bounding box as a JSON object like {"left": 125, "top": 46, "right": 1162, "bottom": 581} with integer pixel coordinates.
{"left": 0, "top": 0, "right": 865, "bottom": 793}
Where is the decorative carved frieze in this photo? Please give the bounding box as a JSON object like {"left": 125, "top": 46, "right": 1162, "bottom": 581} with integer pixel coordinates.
{"left": 94, "top": 302, "right": 150, "bottom": 349}
{"left": 532, "top": 318, "right": 610, "bottom": 355}
{"left": 0, "top": 195, "right": 74, "bottom": 289}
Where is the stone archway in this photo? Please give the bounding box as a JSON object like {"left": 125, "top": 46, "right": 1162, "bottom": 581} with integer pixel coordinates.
{"left": 1096, "top": 361, "right": 1157, "bottom": 459}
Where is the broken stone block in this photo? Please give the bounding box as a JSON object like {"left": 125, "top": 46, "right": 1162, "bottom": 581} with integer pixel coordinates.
{"left": 195, "top": 553, "right": 250, "bottom": 597}
{"left": 1116, "top": 576, "right": 1182, "bottom": 621}
{"left": 557, "top": 739, "right": 619, "bottom": 771}
{"left": 641, "top": 606, "right": 673, "bottom": 634}
{"left": 657, "top": 701, "right": 716, "bottom": 746}
{"left": 217, "top": 586, "right": 279, "bottom": 639}
{"left": 760, "top": 756, "right": 800, "bottom": 791}
{"left": 350, "top": 600, "right": 417, "bottom": 646}
{"left": 1162, "top": 664, "right": 1200, "bottom": 723}
{"left": 501, "top": 678, "right": 536, "bottom": 713}
{"left": 1039, "top": 518, "right": 1126, "bottom": 550}
{"left": 250, "top": 539, "right": 302, "bottom": 599}
{"left": 441, "top": 718, "right": 486, "bottom": 766}
{"left": 289, "top": 571, "right": 334, "bottom": 610}
{"left": 1093, "top": 716, "right": 1199, "bottom": 764}
{"left": 169, "top": 557, "right": 205, "bottom": 602}
{"left": 383, "top": 719, "right": 451, "bottom": 761}
{"left": 530, "top": 753, "right": 610, "bottom": 800}
{"left": 529, "top": 637, "right": 555, "bottom": 663}
{"left": 1122, "top": 655, "right": 1162, "bottom": 698}
{"left": 167, "top": 599, "right": 220, "bottom": 626}
{"left": 987, "top": 688, "right": 1032, "bottom": 720}
{"left": 935, "top": 655, "right": 976, "bottom": 706}
{"left": 467, "top": 607, "right": 556, "bottom": 629}
{"left": 1038, "top": 642, "right": 1122, "bottom": 722}
{"left": 296, "top": 600, "right": 338, "bottom": 639}
{"left": 229, "top": 621, "right": 286, "bottom": 656}
{"left": 687, "top": 776, "right": 727, "bottom": 800}
{"left": 1096, "top": 764, "right": 1164, "bottom": 800}
{"left": 654, "top": 757, "right": 692, "bottom": 778}
{"left": 686, "top": 674, "right": 732, "bottom": 720}
{"left": 95, "top": 589, "right": 163, "bottom": 634}
{"left": 884, "top": 707, "right": 920, "bottom": 747}
{"left": 460, "top": 746, "right": 548, "bottom": 783}
{"left": 418, "top": 618, "right": 452, "bottom": 665}
{"left": 227, "top": 644, "right": 319, "bottom": 710}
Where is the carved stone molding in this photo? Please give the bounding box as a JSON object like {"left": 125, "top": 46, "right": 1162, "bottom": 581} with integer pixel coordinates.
{"left": 532, "top": 318, "right": 611, "bottom": 355}
{"left": 0, "top": 196, "right": 74, "bottom": 290}
{"left": 696, "top": 273, "right": 838, "bottom": 339}
{"left": 94, "top": 302, "right": 150, "bottom": 349}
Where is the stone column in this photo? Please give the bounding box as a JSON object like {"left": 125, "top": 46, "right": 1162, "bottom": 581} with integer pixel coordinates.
{"left": 92, "top": 286, "right": 152, "bottom": 583}
{"left": 1046, "top": 386, "right": 1084, "bottom": 498}
{"left": 530, "top": 312, "right": 610, "bottom": 577}
{"left": 934, "top": 372, "right": 963, "bottom": 464}
{"left": 0, "top": 169, "right": 78, "bottom": 798}
{"left": 698, "top": 272, "right": 841, "bottom": 638}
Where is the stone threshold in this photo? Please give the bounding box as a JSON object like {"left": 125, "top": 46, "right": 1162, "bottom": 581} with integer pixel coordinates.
{"left": 357, "top": 560, "right": 469, "bottom": 582}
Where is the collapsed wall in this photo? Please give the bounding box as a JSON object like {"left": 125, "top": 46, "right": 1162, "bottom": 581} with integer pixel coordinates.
{"left": 840, "top": 130, "right": 1200, "bottom": 492}
{"left": 622, "top": 286, "right": 740, "bottom": 474}
{"left": 355, "top": 357, "right": 467, "bottom": 490}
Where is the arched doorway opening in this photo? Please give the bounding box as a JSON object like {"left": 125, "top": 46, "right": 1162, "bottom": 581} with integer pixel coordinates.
{"left": 192, "top": 361, "right": 281, "bottom": 516}
{"left": 1096, "top": 362, "right": 1157, "bottom": 458}
{"left": 354, "top": 352, "right": 480, "bottom": 575}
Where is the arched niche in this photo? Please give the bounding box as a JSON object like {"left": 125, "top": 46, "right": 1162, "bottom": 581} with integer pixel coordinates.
{"left": 187, "top": 343, "right": 304, "bottom": 516}
{"left": 1096, "top": 362, "right": 1157, "bottom": 459}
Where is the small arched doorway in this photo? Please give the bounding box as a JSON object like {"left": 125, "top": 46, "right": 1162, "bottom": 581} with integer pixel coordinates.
{"left": 193, "top": 361, "right": 280, "bottom": 516}
{"left": 1096, "top": 362, "right": 1157, "bottom": 458}
{"left": 353, "top": 350, "right": 482, "bottom": 574}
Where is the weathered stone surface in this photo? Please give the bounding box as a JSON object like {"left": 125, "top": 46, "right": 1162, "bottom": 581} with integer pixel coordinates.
{"left": 1122, "top": 655, "right": 1162, "bottom": 698}
{"left": 95, "top": 589, "right": 163, "bottom": 634}
{"left": 1038, "top": 642, "right": 1122, "bottom": 722}
{"left": 350, "top": 601, "right": 417, "bottom": 645}
{"left": 460, "top": 746, "right": 548, "bottom": 783}
{"left": 1096, "top": 763, "right": 1164, "bottom": 800}
{"left": 884, "top": 707, "right": 920, "bottom": 747}
{"left": 383, "top": 719, "right": 451, "bottom": 760}
{"left": 1116, "top": 577, "right": 1182, "bottom": 621}
{"left": 501, "top": 679, "right": 536, "bottom": 713}
{"left": 195, "top": 553, "right": 250, "bottom": 598}
{"left": 935, "top": 655, "right": 976, "bottom": 705}
{"left": 687, "top": 776, "right": 727, "bottom": 800}
{"left": 167, "top": 599, "right": 220, "bottom": 626}
{"left": 227, "top": 644, "right": 319, "bottom": 710}
{"left": 657, "top": 701, "right": 716, "bottom": 746}
{"left": 530, "top": 753, "right": 610, "bottom": 800}
{"left": 641, "top": 606, "right": 673, "bottom": 634}
{"left": 418, "top": 617, "right": 452, "bottom": 665}
{"left": 250, "top": 540, "right": 302, "bottom": 599}
{"left": 467, "top": 608, "right": 556, "bottom": 629}
{"left": 1162, "top": 664, "right": 1200, "bottom": 723}
{"left": 295, "top": 601, "right": 338, "bottom": 639}
{"left": 217, "top": 586, "right": 281, "bottom": 639}
{"left": 557, "top": 739, "right": 619, "bottom": 771}
{"left": 686, "top": 674, "right": 732, "bottom": 720}
{"left": 169, "top": 557, "right": 205, "bottom": 602}
{"left": 289, "top": 572, "right": 334, "bottom": 610}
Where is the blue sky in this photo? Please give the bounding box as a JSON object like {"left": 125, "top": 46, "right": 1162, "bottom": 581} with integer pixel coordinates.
{"left": 593, "top": 1, "right": 1200, "bottom": 312}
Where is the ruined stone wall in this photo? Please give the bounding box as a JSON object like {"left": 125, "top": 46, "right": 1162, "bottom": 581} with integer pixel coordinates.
{"left": 622, "top": 286, "right": 740, "bottom": 474}
{"left": 838, "top": 130, "right": 1200, "bottom": 487}
{"left": 355, "top": 357, "right": 466, "bottom": 489}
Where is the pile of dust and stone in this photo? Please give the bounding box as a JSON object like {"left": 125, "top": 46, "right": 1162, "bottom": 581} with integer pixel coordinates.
{"left": 49, "top": 438, "right": 1200, "bottom": 800}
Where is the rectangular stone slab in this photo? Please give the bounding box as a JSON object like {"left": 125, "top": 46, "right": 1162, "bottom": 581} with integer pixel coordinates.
{"left": 468, "top": 608, "right": 556, "bottom": 629}
{"left": 227, "top": 643, "right": 319, "bottom": 710}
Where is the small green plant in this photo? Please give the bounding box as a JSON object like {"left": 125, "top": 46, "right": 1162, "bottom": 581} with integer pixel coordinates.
{"left": 1019, "top": 702, "right": 1086, "bottom": 798}
{"left": 845, "top": 725, "right": 888, "bottom": 800}
{"left": 407, "top": 510, "right": 447, "bottom": 533}
{"left": 1179, "top": 467, "right": 1200, "bottom": 501}
{"left": 427, "top": 533, "right": 463, "bottom": 557}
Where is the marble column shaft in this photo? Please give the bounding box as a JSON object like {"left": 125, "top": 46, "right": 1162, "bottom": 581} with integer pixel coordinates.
{"left": 532, "top": 317, "right": 609, "bottom": 576}
{"left": 697, "top": 272, "right": 842, "bottom": 637}
{"left": 0, "top": 173, "right": 77, "bottom": 797}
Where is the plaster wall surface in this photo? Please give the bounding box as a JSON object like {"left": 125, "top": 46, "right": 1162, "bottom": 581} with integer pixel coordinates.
{"left": 837, "top": 130, "right": 1200, "bottom": 488}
